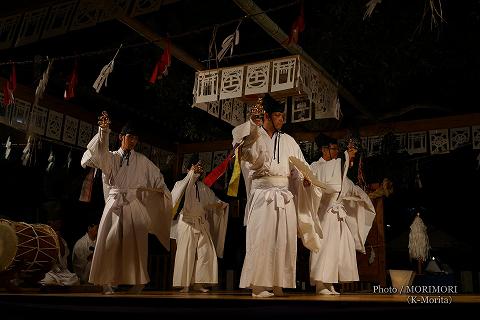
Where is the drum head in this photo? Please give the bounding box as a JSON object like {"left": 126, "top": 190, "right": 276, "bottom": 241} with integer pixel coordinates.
{"left": 0, "top": 222, "right": 18, "bottom": 272}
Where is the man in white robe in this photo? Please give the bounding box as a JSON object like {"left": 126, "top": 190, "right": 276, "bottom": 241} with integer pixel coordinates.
{"left": 171, "top": 161, "right": 229, "bottom": 292}
{"left": 81, "top": 112, "right": 172, "bottom": 294}
{"left": 308, "top": 135, "right": 376, "bottom": 294}
{"left": 235, "top": 94, "right": 320, "bottom": 298}
{"left": 72, "top": 223, "right": 98, "bottom": 284}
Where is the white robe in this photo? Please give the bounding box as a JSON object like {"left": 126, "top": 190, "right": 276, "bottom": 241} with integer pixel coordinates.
{"left": 40, "top": 237, "right": 80, "bottom": 286}
{"left": 309, "top": 152, "right": 376, "bottom": 284}
{"left": 171, "top": 170, "right": 229, "bottom": 287}
{"left": 81, "top": 127, "right": 173, "bottom": 286}
{"left": 238, "top": 125, "right": 319, "bottom": 289}
{"left": 72, "top": 233, "right": 96, "bottom": 283}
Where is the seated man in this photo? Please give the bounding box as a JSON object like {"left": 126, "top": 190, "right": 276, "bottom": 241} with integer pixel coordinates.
{"left": 72, "top": 222, "right": 98, "bottom": 284}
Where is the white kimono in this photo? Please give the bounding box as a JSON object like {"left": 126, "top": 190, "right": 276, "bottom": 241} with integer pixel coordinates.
{"left": 72, "top": 233, "right": 96, "bottom": 283}
{"left": 40, "top": 237, "right": 80, "bottom": 286}
{"left": 81, "top": 127, "right": 173, "bottom": 286}
{"left": 171, "top": 170, "right": 229, "bottom": 287}
{"left": 309, "top": 152, "right": 376, "bottom": 284}
{"left": 238, "top": 124, "right": 319, "bottom": 289}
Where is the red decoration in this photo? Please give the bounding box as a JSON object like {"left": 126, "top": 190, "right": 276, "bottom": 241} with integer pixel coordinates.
{"left": 149, "top": 40, "right": 171, "bottom": 84}
{"left": 3, "top": 64, "right": 16, "bottom": 106}
{"left": 64, "top": 61, "right": 78, "bottom": 100}
{"left": 203, "top": 153, "right": 233, "bottom": 187}
{"left": 288, "top": 2, "right": 305, "bottom": 45}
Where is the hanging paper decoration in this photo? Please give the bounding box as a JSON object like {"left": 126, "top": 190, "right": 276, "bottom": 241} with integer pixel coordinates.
{"left": 429, "top": 129, "right": 449, "bottom": 154}
{"left": 4, "top": 136, "right": 12, "bottom": 159}
{"left": 244, "top": 62, "right": 270, "bottom": 95}
{"left": 367, "top": 136, "right": 383, "bottom": 157}
{"left": 217, "top": 20, "right": 241, "bottom": 62}
{"left": 10, "top": 98, "right": 30, "bottom": 130}
{"left": 219, "top": 66, "right": 244, "bottom": 100}
{"left": 291, "top": 96, "right": 311, "bottom": 123}
{"left": 409, "top": 213, "right": 430, "bottom": 262}
{"left": 77, "top": 120, "right": 93, "bottom": 148}
{"left": 62, "top": 115, "right": 79, "bottom": 145}
{"left": 407, "top": 131, "right": 427, "bottom": 154}
{"left": 193, "top": 70, "right": 220, "bottom": 103}
{"left": 270, "top": 57, "right": 297, "bottom": 92}
{"left": 394, "top": 133, "right": 407, "bottom": 153}
{"left": 21, "top": 136, "right": 32, "bottom": 166}
{"left": 93, "top": 44, "right": 122, "bottom": 93}
{"left": 2, "top": 63, "right": 16, "bottom": 106}
{"left": 450, "top": 127, "right": 470, "bottom": 150}
{"left": 220, "top": 99, "right": 233, "bottom": 123}
{"left": 192, "top": 55, "right": 340, "bottom": 124}
{"left": 64, "top": 60, "right": 78, "bottom": 100}
{"left": 287, "top": 1, "right": 304, "bottom": 45}
{"left": 34, "top": 58, "right": 54, "bottom": 107}
{"left": 473, "top": 125, "right": 480, "bottom": 150}
{"left": 149, "top": 40, "right": 171, "bottom": 84}
{"left": 28, "top": 104, "right": 48, "bottom": 135}
{"left": 46, "top": 150, "right": 55, "bottom": 172}
{"left": 230, "top": 99, "right": 246, "bottom": 126}
{"left": 46, "top": 110, "right": 63, "bottom": 140}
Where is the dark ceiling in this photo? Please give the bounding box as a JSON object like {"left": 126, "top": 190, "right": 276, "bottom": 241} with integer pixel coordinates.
{"left": 1, "top": 0, "right": 479, "bottom": 144}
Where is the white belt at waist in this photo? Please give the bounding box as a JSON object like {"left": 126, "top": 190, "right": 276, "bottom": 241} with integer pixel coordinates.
{"left": 108, "top": 188, "right": 139, "bottom": 213}
{"left": 251, "top": 176, "right": 289, "bottom": 189}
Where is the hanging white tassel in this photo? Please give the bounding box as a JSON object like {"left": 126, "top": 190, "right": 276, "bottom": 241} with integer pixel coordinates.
{"left": 93, "top": 44, "right": 122, "bottom": 93}
{"left": 4, "top": 136, "right": 12, "bottom": 160}
{"left": 66, "top": 149, "right": 72, "bottom": 169}
{"left": 46, "top": 150, "right": 55, "bottom": 172}
{"left": 34, "top": 58, "right": 54, "bottom": 106}
{"left": 217, "top": 21, "right": 241, "bottom": 62}
{"left": 21, "top": 136, "right": 32, "bottom": 166}
{"left": 414, "top": 161, "right": 422, "bottom": 189}
{"left": 363, "top": 0, "right": 382, "bottom": 20}
{"left": 408, "top": 213, "right": 430, "bottom": 262}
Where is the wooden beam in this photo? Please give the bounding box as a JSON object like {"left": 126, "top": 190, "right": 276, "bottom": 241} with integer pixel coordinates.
{"left": 118, "top": 16, "right": 205, "bottom": 71}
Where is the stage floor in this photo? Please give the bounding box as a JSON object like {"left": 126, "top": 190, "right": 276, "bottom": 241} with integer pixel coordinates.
{"left": 1, "top": 289, "right": 479, "bottom": 318}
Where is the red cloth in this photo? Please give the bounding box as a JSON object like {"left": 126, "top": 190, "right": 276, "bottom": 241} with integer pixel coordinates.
{"left": 3, "top": 64, "right": 16, "bottom": 106}
{"left": 64, "top": 61, "right": 78, "bottom": 100}
{"left": 288, "top": 2, "right": 305, "bottom": 45}
{"left": 203, "top": 154, "right": 232, "bottom": 187}
{"left": 149, "top": 40, "right": 171, "bottom": 84}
